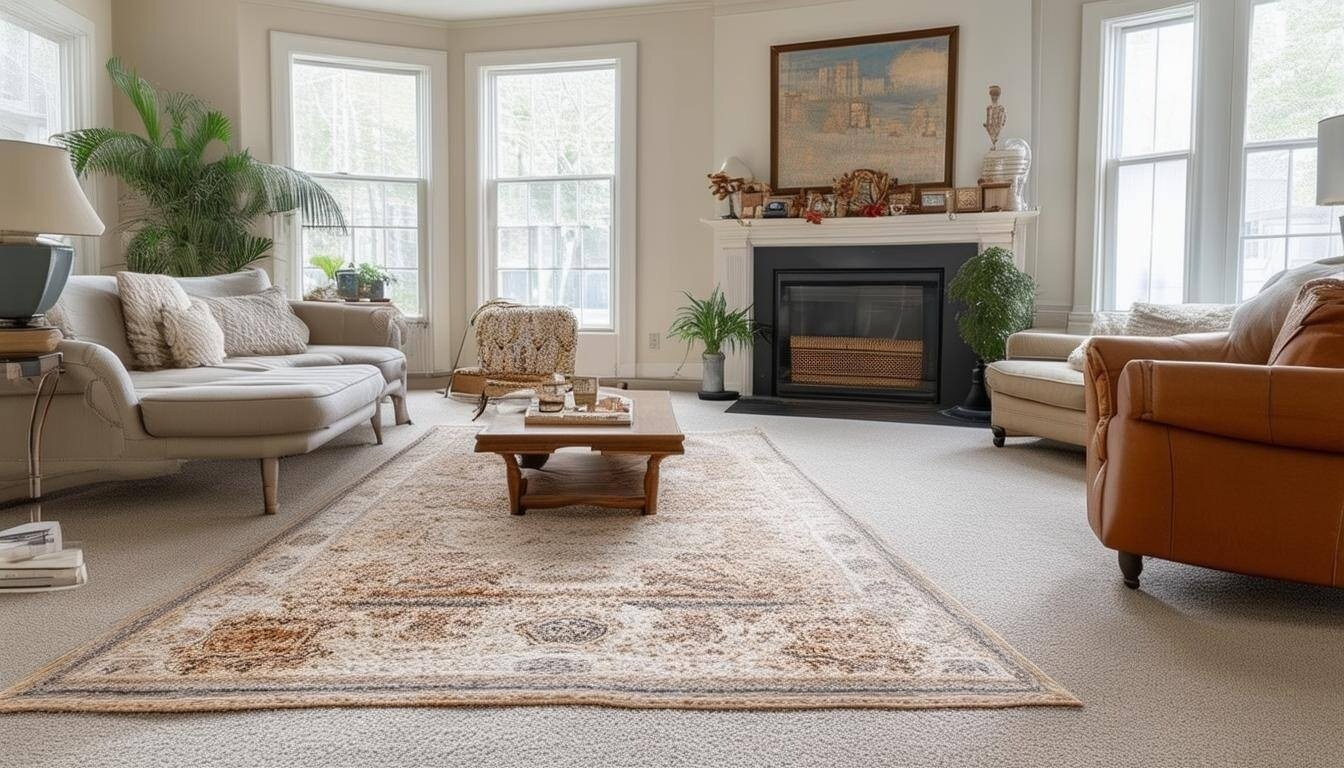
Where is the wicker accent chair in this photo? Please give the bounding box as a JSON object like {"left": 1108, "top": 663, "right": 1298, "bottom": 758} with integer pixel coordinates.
{"left": 447, "top": 301, "right": 578, "bottom": 418}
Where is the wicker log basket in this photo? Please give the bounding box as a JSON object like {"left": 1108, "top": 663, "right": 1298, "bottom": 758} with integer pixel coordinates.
{"left": 789, "top": 336, "right": 924, "bottom": 389}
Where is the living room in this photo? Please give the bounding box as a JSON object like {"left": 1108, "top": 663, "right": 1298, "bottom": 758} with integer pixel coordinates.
{"left": 1, "top": 0, "right": 1342, "bottom": 765}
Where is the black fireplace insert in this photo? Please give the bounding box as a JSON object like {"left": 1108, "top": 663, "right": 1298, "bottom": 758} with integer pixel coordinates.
{"left": 751, "top": 244, "right": 978, "bottom": 409}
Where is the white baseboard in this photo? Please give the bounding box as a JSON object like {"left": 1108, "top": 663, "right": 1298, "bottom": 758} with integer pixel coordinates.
{"left": 632, "top": 362, "right": 702, "bottom": 381}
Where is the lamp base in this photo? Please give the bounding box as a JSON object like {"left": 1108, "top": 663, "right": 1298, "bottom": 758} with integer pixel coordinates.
{"left": 0, "top": 242, "right": 74, "bottom": 325}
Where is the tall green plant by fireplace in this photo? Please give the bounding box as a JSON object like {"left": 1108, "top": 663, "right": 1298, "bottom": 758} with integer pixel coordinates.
{"left": 947, "top": 246, "right": 1036, "bottom": 363}
{"left": 55, "top": 58, "right": 345, "bottom": 276}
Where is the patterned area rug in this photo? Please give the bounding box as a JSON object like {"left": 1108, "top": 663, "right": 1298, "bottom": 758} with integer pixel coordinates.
{"left": 0, "top": 427, "right": 1078, "bottom": 712}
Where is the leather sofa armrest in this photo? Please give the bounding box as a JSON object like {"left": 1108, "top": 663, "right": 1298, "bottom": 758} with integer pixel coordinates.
{"left": 289, "top": 301, "right": 408, "bottom": 349}
{"left": 1084, "top": 332, "right": 1233, "bottom": 421}
{"left": 1005, "top": 331, "right": 1086, "bottom": 361}
{"left": 1084, "top": 332, "right": 1235, "bottom": 477}
{"left": 1120, "top": 360, "right": 1344, "bottom": 453}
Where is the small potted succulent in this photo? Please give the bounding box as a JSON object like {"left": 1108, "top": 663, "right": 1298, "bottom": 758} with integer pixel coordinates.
{"left": 668, "top": 286, "right": 765, "bottom": 400}
{"left": 355, "top": 262, "right": 396, "bottom": 301}
{"left": 945, "top": 246, "right": 1035, "bottom": 421}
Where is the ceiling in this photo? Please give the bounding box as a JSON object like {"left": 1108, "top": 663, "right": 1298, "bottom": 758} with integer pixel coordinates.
{"left": 299, "top": 0, "right": 700, "bottom": 22}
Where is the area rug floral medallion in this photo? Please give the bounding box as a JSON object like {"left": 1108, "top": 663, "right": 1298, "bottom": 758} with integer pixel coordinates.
{"left": 0, "top": 427, "right": 1078, "bottom": 713}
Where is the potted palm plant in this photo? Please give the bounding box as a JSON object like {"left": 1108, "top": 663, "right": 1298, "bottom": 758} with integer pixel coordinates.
{"left": 56, "top": 59, "right": 344, "bottom": 276}
{"left": 945, "top": 246, "right": 1036, "bottom": 421}
{"left": 668, "top": 286, "right": 764, "bottom": 400}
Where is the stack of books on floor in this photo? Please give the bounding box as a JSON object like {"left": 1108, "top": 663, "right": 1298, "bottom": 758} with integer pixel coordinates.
{"left": 0, "top": 521, "right": 87, "bottom": 591}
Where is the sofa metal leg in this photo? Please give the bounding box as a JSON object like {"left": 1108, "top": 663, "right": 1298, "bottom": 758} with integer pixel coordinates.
{"left": 392, "top": 393, "right": 411, "bottom": 426}
{"left": 1118, "top": 551, "right": 1143, "bottom": 589}
{"left": 261, "top": 457, "right": 279, "bottom": 515}
{"left": 991, "top": 425, "right": 1007, "bottom": 448}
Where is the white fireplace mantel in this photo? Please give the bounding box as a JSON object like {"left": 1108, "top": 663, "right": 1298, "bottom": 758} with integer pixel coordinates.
{"left": 703, "top": 209, "right": 1040, "bottom": 394}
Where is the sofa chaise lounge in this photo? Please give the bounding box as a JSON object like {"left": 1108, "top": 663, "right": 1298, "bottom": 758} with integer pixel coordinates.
{"left": 0, "top": 269, "right": 409, "bottom": 514}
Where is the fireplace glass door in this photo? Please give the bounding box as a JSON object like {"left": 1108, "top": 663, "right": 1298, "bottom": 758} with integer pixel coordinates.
{"left": 774, "top": 271, "right": 940, "bottom": 402}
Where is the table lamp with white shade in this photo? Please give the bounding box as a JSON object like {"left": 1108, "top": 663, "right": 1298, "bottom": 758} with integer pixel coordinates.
{"left": 0, "top": 139, "right": 104, "bottom": 327}
{"left": 1320, "top": 114, "right": 1344, "bottom": 250}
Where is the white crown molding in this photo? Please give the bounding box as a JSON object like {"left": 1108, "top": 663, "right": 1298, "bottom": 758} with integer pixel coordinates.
{"left": 243, "top": 0, "right": 857, "bottom": 29}
{"left": 241, "top": 0, "right": 453, "bottom": 28}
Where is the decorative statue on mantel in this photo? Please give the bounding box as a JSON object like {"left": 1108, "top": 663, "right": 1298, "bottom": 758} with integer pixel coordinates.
{"left": 983, "top": 85, "right": 1006, "bottom": 150}
{"left": 979, "top": 85, "right": 1031, "bottom": 211}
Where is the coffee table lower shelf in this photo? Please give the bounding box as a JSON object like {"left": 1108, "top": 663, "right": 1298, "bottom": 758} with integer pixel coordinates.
{"left": 491, "top": 451, "right": 670, "bottom": 516}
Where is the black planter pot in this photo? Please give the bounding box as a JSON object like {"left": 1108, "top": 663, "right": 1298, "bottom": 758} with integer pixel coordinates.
{"left": 942, "top": 361, "right": 992, "bottom": 423}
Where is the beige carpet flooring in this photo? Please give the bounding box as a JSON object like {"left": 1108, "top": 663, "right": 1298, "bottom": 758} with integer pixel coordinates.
{"left": 2, "top": 390, "right": 1342, "bottom": 767}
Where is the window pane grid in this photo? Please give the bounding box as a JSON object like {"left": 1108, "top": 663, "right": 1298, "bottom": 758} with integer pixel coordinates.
{"left": 0, "top": 17, "right": 62, "bottom": 142}
{"left": 1102, "top": 11, "right": 1195, "bottom": 309}
{"left": 487, "top": 64, "right": 616, "bottom": 330}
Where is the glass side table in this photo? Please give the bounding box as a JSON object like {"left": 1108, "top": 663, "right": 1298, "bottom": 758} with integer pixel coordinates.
{"left": 2, "top": 352, "right": 62, "bottom": 522}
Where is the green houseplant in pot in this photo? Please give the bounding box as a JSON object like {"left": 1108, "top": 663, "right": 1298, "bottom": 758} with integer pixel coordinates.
{"left": 668, "top": 286, "right": 764, "bottom": 400}
{"left": 945, "top": 246, "right": 1036, "bottom": 422}
{"left": 355, "top": 262, "right": 396, "bottom": 301}
{"left": 55, "top": 58, "right": 345, "bottom": 276}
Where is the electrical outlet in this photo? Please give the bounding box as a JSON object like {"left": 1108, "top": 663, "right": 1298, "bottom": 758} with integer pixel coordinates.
{"left": 648, "top": 332, "right": 661, "bottom": 350}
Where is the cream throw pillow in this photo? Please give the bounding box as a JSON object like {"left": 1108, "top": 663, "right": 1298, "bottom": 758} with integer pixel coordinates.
{"left": 116, "top": 271, "right": 192, "bottom": 370}
{"left": 1065, "top": 303, "right": 1236, "bottom": 372}
{"left": 162, "top": 299, "right": 226, "bottom": 367}
{"left": 200, "top": 287, "right": 309, "bottom": 357}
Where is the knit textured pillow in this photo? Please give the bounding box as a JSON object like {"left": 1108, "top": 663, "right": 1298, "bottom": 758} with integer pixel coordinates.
{"left": 199, "top": 287, "right": 309, "bottom": 357}
{"left": 116, "top": 271, "right": 192, "bottom": 370}
{"left": 162, "top": 299, "right": 226, "bottom": 367}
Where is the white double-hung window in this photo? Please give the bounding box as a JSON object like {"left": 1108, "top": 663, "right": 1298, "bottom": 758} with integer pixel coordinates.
{"left": 1236, "top": 0, "right": 1344, "bottom": 297}
{"left": 272, "top": 33, "right": 448, "bottom": 318}
{"left": 468, "top": 44, "right": 637, "bottom": 376}
{"left": 1099, "top": 6, "right": 1197, "bottom": 309}
{"left": 1079, "top": 0, "right": 1344, "bottom": 315}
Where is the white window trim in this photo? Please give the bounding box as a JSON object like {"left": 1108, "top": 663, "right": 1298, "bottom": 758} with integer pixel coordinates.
{"left": 466, "top": 43, "right": 638, "bottom": 378}
{"left": 1, "top": 0, "right": 98, "bottom": 273}
{"left": 269, "top": 32, "right": 448, "bottom": 329}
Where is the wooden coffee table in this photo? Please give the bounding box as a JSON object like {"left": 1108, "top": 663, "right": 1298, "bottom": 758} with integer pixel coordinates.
{"left": 474, "top": 389, "right": 684, "bottom": 516}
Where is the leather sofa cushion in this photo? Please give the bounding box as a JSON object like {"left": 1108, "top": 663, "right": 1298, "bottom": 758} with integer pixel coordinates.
{"left": 985, "top": 359, "right": 1085, "bottom": 411}
{"left": 1229, "top": 256, "right": 1344, "bottom": 363}
{"left": 1269, "top": 278, "right": 1344, "bottom": 367}
{"left": 137, "top": 364, "right": 384, "bottom": 438}
{"left": 306, "top": 344, "right": 406, "bottom": 384}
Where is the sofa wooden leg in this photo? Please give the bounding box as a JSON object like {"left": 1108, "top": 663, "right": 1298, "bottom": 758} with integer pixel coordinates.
{"left": 261, "top": 457, "right": 279, "bottom": 515}
{"left": 392, "top": 393, "right": 411, "bottom": 425}
{"left": 1119, "top": 551, "right": 1143, "bottom": 589}
{"left": 371, "top": 404, "right": 384, "bottom": 446}
{"left": 991, "top": 425, "right": 1007, "bottom": 448}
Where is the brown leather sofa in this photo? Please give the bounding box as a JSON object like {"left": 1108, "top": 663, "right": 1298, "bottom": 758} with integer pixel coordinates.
{"left": 1084, "top": 258, "right": 1344, "bottom": 589}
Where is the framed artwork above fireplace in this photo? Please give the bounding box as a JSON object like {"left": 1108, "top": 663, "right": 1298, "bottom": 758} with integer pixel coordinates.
{"left": 770, "top": 26, "right": 959, "bottom": 194}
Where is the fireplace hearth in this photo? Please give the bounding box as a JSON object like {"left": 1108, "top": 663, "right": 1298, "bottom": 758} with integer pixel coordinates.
{"left": 749, "top": 244, "right": 978, "bottom": 410}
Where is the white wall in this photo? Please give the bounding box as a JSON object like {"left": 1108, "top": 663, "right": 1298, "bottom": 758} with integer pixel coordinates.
{"left": 104, "top": 0, "right": 1084, "bottom": 374}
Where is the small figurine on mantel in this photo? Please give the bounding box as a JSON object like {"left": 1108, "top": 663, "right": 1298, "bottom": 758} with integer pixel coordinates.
{"left": 983, "top": 85, "right": 1006, "bottom": 151}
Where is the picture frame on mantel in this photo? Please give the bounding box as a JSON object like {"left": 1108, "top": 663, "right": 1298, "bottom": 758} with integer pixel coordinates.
{"left": 770, "top": 26, "right": 959, "bottom": 194}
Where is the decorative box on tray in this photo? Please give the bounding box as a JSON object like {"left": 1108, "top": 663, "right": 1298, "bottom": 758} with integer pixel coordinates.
{"left": 524, "top": 391, "right": 634, "bottom": 426}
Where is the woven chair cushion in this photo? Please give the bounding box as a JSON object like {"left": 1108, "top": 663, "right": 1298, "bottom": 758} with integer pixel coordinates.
{"left": 475, "top": 304, "right": 577, "bottom": 377}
